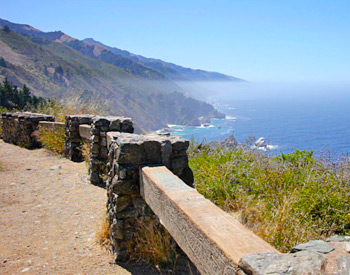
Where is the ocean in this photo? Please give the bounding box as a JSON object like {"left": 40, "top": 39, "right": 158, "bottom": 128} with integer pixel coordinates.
{"left": 169, "top": 83, "right": 350, "bottom": 157}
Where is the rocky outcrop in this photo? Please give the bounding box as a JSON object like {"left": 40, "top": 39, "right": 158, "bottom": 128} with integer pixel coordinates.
{"left": 238, "top": 236, "right": 350, "bottom": 275}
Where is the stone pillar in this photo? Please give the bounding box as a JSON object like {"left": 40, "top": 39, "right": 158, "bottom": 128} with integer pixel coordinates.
{"left": 89, "top": 116, "right": 133, "bottom": 186}
{"left": 64, "top": 115, "right": 94, "bottom": 162}
{"left": 106, "top": 132, "right": 193, "bottom": 261}
{"left": 1, "top": 112, "right": 55, "bottom": 149}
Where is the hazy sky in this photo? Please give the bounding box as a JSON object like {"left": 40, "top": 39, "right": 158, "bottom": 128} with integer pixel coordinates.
{"left": 1, "top": 0, "right": 349, "bottom": 82}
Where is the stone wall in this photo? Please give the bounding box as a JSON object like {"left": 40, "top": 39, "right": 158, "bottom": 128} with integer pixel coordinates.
{"left": 1, "top": 112, "right": 55, "bottom": 149}
{"left": 0, "top": 117, "right": 2, "bottom": 139}
{"left": 105, "top": 132, "right": 193, "bottom": 261}
{"left": 64, "top": 115, "right": 95, "bottom": 162}
{"left": 89, "top": 116, "right": 133, "bottom": 186}
{"left": 238, "top": 237, "right": 350, "bottom": 274}
{"left": 64, "top": 115, "right": 134, "bottom": 186}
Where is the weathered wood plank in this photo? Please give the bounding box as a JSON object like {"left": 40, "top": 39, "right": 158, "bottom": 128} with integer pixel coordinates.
{"left": 79, "top": 124, "right": 91, "bottom": 140}
{"left": 141, "top": 166, "right": 279, "bottom": 275}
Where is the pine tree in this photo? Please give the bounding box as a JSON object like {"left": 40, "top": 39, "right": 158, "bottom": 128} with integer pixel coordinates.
{"left": 0, "top": 78, "right": 47, "bottom": 110}
{"left": 3, "top": 25, "right": 10, "bottom": 33}
{"left": 20, "top": 85, "right": 31, "bottom": 109}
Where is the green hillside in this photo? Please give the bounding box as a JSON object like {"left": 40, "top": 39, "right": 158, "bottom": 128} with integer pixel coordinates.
{"left": 0, "top": 26, "right": 223, "bottom": 131}
{"left": 84, "top": 37, "right": 244, "bottom": 82}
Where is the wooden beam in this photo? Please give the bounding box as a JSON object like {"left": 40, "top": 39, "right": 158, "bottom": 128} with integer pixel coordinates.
{"left": 141, "top": 166, "right": 279, "bottom": 275}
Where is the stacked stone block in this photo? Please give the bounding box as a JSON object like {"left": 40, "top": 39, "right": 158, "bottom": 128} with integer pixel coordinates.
{"left": 64, "top": 115, "right": 94, "bottom": 162}
{"left": 1, "top": 112, "right": 55, "bottom": 149}
{"left": 106, "top": 132, "right": 193, "bottom": 261}
{"left": 238, "top": 237, "right": 350, "bottom": 274}
{"left": 89, "top": 116, "right": 134, "bottom": 186}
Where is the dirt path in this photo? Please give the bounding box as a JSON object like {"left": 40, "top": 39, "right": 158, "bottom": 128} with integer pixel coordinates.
{"left": 0, "top": 140, "right": 133, "bottom": 275}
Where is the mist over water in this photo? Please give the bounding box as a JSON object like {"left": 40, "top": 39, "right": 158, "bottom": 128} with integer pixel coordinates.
{"left": 172, "top": 81, "right": 350, "bottom": 156}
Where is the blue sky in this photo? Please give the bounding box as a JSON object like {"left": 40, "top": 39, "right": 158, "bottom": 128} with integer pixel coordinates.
{"left": 1, "top": 0, "right": 349, "bottom": 82}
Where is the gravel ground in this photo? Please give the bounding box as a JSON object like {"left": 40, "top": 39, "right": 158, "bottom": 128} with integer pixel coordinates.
{"left": 0, "top": 140, "right": 134, "bottom": 275}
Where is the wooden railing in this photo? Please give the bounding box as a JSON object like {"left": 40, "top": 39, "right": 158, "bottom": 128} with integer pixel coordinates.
{"left": 141, "top": 166, "right": 279, "bottom": 274}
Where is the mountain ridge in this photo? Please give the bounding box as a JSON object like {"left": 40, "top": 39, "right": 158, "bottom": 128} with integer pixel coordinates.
{"left": 83, "top": 37, "right": 245, "bottom": 83}
{"left": 0, "top": 18, "right": 232, "bottom": 132}
{"left": 0, "top": 19, "right": 244, "bottom": 84}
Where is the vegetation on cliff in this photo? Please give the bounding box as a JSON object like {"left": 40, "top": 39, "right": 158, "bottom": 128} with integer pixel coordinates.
{"left": 36, "top": 125, "right": 65, "bottom": 155}
{"left": 0, "top": 78, "right": 46, "bottom": 110}
{"left": 0, "top": 21, "right": 225, "bottom": 131}
{"left": 34, "top": 95, "right": 105, "bottom": 155}
{"left": 189, "top": 142, "right": 350, "bottom": 252}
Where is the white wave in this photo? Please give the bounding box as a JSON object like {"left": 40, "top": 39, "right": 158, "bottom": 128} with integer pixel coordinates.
{"left": 267, "top": 145, "right": 278, "bottom": 150}
{"left": 215, "top": 103, "right": 229, "bottom": 107}
{"left": 254, "top": 144, "right": 279, "bottom": 151}
{"left": 168, "top": 124, "right": 185, "bottom": 128}
{"left": 197, "top": 124, "right": 216, "bottom": 128}
{"left": 174, "top": 128, "right": 186, "bottom": 132}
{"left": 156, "top": 129, "right": 168, "bottom": 134}
{"left": 225, "top": 115, "right": 237, "bottom": 120}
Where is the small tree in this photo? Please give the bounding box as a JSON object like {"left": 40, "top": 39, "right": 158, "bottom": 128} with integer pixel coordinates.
{"left": 3, "top": 25, "right": 10, "bottom": 33}
{"left": 0, "top": 57, "right": 6, "bottom": 67}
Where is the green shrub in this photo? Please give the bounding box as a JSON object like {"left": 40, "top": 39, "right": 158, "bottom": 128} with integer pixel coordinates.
{"left": 189, "top": 143, "right": 350, "bottom": 252}
{"left": 36, "top": 125, "right": 65, "bottom": 155}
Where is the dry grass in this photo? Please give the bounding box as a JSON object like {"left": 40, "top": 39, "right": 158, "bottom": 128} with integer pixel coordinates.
{"left": 234, "top": 194, "right": 317, "bottom": 251}
{"left": 36, "top": 125, "right": 65, "bottom": 155}
{"left": 95, "top": 209, "right": 111, "bottom": 250}
{"left": 128, "top": 218, "right": 178, "bottom": 267}
{"left": 95, "top": 210, "right": 178, "bottom": 267}
{"left": 34, "top": 97, "right": 99, "bottom": 158}
{"left": 35, "top": 96, "right": 108, "bottom": 122}
{"left": 81, "top": 140, "right": 90, "bottom": 167}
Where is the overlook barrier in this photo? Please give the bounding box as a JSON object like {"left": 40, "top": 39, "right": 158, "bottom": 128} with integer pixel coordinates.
{"left": 1, "top": 112, "right": 347, "bottom": 275}
{"left": 1, "top": 112, "right": 55, "bottom": 149}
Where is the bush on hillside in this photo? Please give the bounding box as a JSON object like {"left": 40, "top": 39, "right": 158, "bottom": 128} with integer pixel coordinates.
{"left": 34, "top": 95, "right": 107, "bottom": 122}
{"left": 189, "top": 142, "right": 350, "bottom": 252}
{"left": 0, "top": 78, "right": 46, "bottom": 110}
{"left": 36, "top": 125, "right": 65, "bottom": 155}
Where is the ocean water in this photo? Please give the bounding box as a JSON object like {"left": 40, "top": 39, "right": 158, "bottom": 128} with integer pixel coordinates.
{"left": 169, "top": 83, "right": 350, "bottom": 157}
